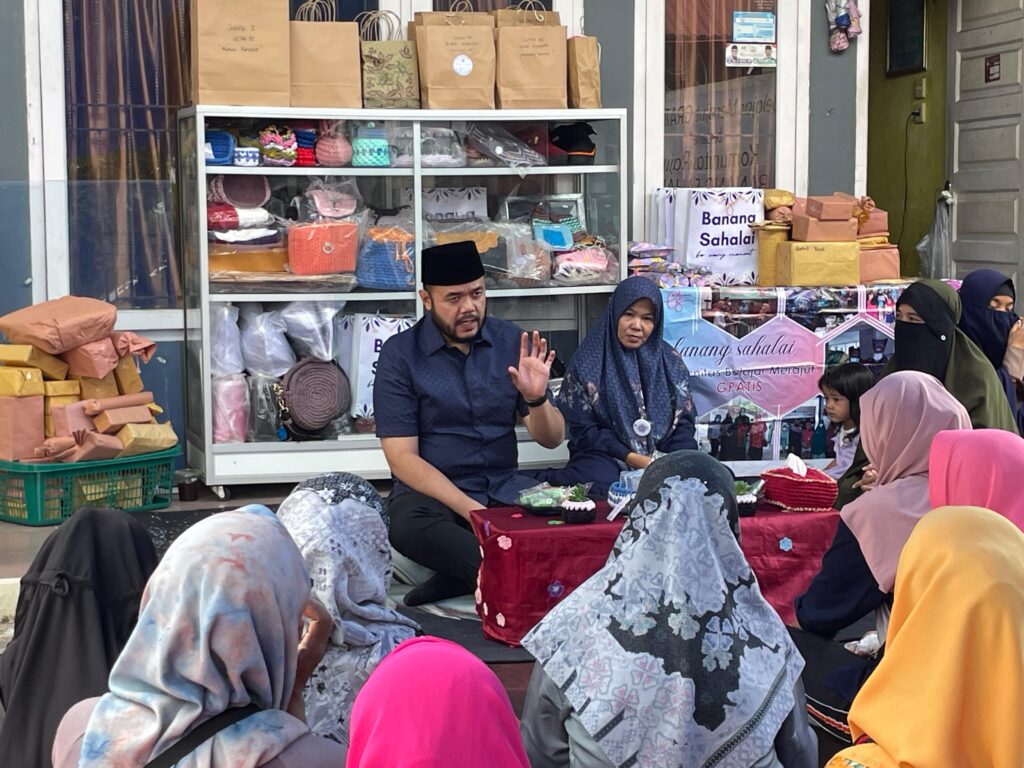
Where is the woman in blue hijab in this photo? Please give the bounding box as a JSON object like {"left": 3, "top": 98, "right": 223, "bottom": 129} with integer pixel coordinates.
{"left": 958, "top": 269, "right": 1024, "bottom": 432}
{"left": 533, "top": 277, "right": 697, "bottom": 496}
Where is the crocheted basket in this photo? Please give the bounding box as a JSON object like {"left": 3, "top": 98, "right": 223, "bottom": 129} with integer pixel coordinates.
{"left": 280, "top": 359, "right": 352, "bottom": 434}
{"left": 208, "top": 175, "right": 271, "bottom": 208}
{"left": 352, "top": 129, "right": 393, "bottom": 167}
{"left": 356, "top": 229, "right": 415, "bottom": 290}
{"left": 205, "top": 131, "right": 236, "bottom": 165}
{"left": 316, "top": 134, "right": 353, "bottom": 167}
{"left": 761, "top": 467, "right": 838, "bottom": 513}
{"left": 288, "top": 221, "right": 360, "bottom": 276}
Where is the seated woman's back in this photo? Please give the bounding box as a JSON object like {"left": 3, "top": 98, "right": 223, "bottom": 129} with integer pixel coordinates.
{"left": 52, "top": 505, "right": 345, "bottom": 768}
{"left": 0, "top": 508, "right": 157, "bottom": 768}
{"left": 829, "top": 506, "right": 1024, "bottom": 768}
{"left": 520, "top": 451, "right": 817, "bottom": 768}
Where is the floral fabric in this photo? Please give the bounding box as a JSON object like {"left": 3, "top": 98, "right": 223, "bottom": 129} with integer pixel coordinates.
{"left": 277, "top": 474, "right": 418, "bottom": 745}
{"left": 522, "top": 456, "right": 803, "bottom": 768}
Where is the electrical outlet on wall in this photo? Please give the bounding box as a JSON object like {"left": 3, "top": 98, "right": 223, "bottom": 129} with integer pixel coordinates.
{"left": 913, "top": 103, "right": 927, "bottom": 124}
{"left": 914, "top": 78, "right": 927, "bottom": 99}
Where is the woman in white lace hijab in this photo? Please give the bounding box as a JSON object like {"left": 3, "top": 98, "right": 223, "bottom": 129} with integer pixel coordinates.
{"left": 520, "top": 451, "right": 817, "bottom": 768}
{"left": 277, "top": 473, "right": 419, "bottom": 746}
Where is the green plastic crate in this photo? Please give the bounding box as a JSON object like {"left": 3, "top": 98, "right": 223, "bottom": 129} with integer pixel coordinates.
{"left": 0, "top": 447, "right": 179, "bottom": 526}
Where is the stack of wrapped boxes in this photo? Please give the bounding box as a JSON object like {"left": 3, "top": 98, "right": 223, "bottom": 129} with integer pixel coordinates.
{"left": 772, "top": 193, "right": 900, "bottom": 287}
{"left": 0, "top": 296, "right": 178, "bottom": 463}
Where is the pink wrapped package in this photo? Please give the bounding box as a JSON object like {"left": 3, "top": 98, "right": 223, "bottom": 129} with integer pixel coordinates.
{"left": 212, "top": 374, "right": 249, "bottom": 444}
{"left": 60, "top": 338, "right": 120, "bottom": 379}
{"left": 110, "top": 332, "right": 157, "bottom": 363}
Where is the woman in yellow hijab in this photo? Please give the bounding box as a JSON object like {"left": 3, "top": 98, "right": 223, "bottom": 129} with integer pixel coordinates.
{"left": 827, "top": 505, "right": 1024, "bottom": 768}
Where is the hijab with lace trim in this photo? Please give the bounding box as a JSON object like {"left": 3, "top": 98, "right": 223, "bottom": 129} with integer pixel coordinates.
{"left": 76, "top": 505, "right": 311, "bottom": 768}
{"left": 277, "top": 473, "right": 419, "bottom": 745}
{"left": 522, "top": 451, "right": 803, "bottom": 767}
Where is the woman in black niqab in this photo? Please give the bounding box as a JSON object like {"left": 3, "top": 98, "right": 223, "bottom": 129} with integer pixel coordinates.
{"left": 0, "top": 508, "right": 157, "bottom": 767}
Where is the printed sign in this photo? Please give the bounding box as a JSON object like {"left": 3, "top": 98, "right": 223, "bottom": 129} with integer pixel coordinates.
{"left": 674, "top": 188, "right": 764, "bottom": 285}
{"left": 662, "top": 284, "right": 908, "bottom": 462}
{"left": 726, "top": 43, "right": 778, "bottom": 68}
{"left": 985, "top": 54, "right": 1001, "bottom": 83}
{"left": 733, "top": 11, "right": 776, "bottom": 43}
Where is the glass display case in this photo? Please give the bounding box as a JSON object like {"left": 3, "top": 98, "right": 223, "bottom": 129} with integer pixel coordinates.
{"left": 179, "top": 106, "right": 628, "bottom": 487}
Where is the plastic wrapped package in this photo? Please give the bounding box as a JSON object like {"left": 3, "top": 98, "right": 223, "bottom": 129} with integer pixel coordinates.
{"left": 428, "top": 221, "right": 507, "bottom": 279}
{"left": 240, "top": 310, "right": 296, "bottom": 377}
{"left": 464, "top": 124, "right": 546, "bottom": 169}
{"left": 295, "top": 179, "right": 364, "bottom": 222}
{"left": 247, "top": 374, "right": 283, "bottom": 442}
{"left": 479, "top": 222, "right": 550, "bottom": 288}
{"left": 279, "top": 301, "right": 345, "bottom": 361}
{"left": 212, "top": 374, "right": 249, "bottom": 444}
{"left": 917, "top": 194, "right": 953, "bottom": 280}
{"left": 552, "top": 247, "right": 620, "bottom": 286}
{"left": 210, "top": 304, "right": 245, "bottom": 376}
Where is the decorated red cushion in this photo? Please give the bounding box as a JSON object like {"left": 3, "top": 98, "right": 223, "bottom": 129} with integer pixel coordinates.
{"left": 761, "top": 466, "right": 838, "bottom": 513}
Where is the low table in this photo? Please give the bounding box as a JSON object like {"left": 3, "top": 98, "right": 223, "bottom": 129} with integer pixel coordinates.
{"left": 471, "top": 503, "right": 839, "bottom": 646}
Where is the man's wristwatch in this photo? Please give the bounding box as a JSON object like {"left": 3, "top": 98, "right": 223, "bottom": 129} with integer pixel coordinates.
{"left": 525, "top": 394, "right": 548, "bottom": 408}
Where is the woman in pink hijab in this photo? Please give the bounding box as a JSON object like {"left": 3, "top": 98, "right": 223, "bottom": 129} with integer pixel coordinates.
{"left": 346, "top": 637, "right": 529, "bottom": 768}
{"left": 792, "top": 371, "right": 972, "bottom": 752}
{"left": 930, "top": 429, "right": 1024, "bottom": 530}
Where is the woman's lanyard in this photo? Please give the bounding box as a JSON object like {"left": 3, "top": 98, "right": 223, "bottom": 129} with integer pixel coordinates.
{"left": 633, "top": 400, "right": 652, "bottom": 449}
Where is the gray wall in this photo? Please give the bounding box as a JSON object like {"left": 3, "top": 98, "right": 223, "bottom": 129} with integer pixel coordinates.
{"left": 585, "top": 0, "right": 635, "bottom": 237}
{"left": 0, "top": 0, "right": 32, "bottom": 317}
{"left": 807, "top": 1, "right": 857, "bottom": 195}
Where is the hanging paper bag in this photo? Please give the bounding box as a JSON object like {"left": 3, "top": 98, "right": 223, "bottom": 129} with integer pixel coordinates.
{"left": 414, "top": 3, "right": 496, "bottom": 109}
{"left": 190, "top": 0, "right": 290, "bottom": 106}
{"left": 567, "top": 35, "right": 602, "bottom": 108}
{"left": 290, "top": 0, "right": 362, "bottom": 108}
{"left": 494, "top": 13, "right": 567, "bottom": 109}
{"left": 358, "top": 10, "right": 421, "bottom": 109}
{"left": 413, "top": 0, "right": 495, "bottom": 28}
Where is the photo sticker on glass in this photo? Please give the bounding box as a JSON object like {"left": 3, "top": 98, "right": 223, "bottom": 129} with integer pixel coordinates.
{"left": 725, "top": 43, "right": 777, "bottom": 68}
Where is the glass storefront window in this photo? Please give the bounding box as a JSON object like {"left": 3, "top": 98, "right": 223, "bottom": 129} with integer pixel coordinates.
{"left": 664, "top": 1, "right": 777, "bottom": 189}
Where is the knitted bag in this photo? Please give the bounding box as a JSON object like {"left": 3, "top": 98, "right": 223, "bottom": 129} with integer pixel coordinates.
{"left": 208, "top": 175, "right": 271, "bottom": 208}
{"left": 761, "top": 467, "right": 839, "bottom": 513}
{"left": 356, "top": 227, "right": 415, "bottom": 290}
{"left": 288, "top": 221, "right": 360, "bottom": 275}
{"left": 316, "top": 121, "right": 353, "bottom": 167}
{"left": 352, "top": 127, "right": 393, "bottom": 167}
{"left": 277, "top": 359, "right": 352, "bottom": 436}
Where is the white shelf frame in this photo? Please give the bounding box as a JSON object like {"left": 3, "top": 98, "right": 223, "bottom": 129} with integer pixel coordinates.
{"left": 182, "top": 106, "right": 628, "bottom": 486}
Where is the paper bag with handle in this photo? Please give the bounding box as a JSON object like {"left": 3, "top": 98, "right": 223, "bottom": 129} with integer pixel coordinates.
{"left": 358, "top": 10, "right": 421, "bottom": 109}
{"left": 413, "top": 0, "right": 494, "bottom": 27}
{"left": 415, "top": 1, "right": 497, "bottom": 109}
{"left": 492, "top": 0, "right": 562, "bottom": 26}
{"left": 290, "top": 0, "right": 362, "bottom": 108}
{"left": 568, "top": 22, "right": 602, "bottom": 108}
{"left": 190, "top": 0, "right": 290, "bottom": 107}
{"left": 495, "top": 1, "right": 567, "bottom": 109}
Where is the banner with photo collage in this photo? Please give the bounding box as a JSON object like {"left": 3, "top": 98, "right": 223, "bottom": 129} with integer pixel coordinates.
{"left": 661, "top": 283, "right": 910, "bottom": 463}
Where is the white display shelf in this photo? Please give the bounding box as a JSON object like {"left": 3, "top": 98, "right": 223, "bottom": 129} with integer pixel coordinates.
{"left": 182, "top": 106, "right": 628, "bottom": 486}
{"left": 209, "top": 165, "right": 414, "bottom": 177}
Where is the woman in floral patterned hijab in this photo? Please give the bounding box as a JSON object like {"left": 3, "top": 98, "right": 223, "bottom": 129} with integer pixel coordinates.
{"left": 277, "top": 473, "right": 419, "bottom": 747}
{"left": 520, "top": 451, "right": 816, "bottom": 768}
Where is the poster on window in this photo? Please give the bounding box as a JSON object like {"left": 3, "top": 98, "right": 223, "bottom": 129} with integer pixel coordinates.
{"left": 732, "top": 11, "right": 776, "bottom": 43}
{"left": 661, "top": 284, "right": 907, "bottom": 463}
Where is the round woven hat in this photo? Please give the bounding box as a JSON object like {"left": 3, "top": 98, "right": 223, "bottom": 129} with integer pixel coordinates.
{"left": 209, "top": 174, "right": 271, "bottom": 208}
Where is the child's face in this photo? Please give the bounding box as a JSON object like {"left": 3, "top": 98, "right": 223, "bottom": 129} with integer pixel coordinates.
{"left": 822, "top": 386, "right": 852, "bottom": 425}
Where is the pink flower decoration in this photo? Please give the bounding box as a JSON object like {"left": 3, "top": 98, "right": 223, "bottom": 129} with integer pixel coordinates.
{"left": 497, "top": 535, "right": 513, "bottom": 551}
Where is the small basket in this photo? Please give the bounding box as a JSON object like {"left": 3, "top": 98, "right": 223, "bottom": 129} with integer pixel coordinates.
{"left": 761, "top": 467, "right": 838, "bottom": 513}
{"left": 232, "top": 147, "right": 261, "bottom": 167}
{"left": 288, "top": 221, "right": 360, "bottom": 275}
{"left": 352, "top": 128, "right": 393, "bottom": 167}
{"left": 0, "top": 448, "right": 178, "bottom": 526}
{"left": 356, "top": 228, "right": 415, "bottom": 290}
{"left": 205, "top": 131, "right": 236, "bottom": 165}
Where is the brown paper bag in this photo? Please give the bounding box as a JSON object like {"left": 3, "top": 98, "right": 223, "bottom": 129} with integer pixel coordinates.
{"left": 416, "top": 23, "right": 496, "bottom": 109}
{"left": 190, "top": 0, "right": 290, "bottom": 107}
{"left": 413, "top": 1, "right": 495, "bottom": 28}
{"left": 492, "top": 1, "right": 561, "bottom": 27}
{"left": 290, "top": 0, "right": 362, "bottom": 108}
{"left": 568, "top": 35, "right": 602, "bottom": 108}
{"left": 358, "top": 11, "right": 420, "bottom": 109}
{"left": 495, "top": 23, "right": 567, "bottom": 109}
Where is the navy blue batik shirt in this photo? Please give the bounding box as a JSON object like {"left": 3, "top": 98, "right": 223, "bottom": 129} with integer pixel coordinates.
{"left": 374, "top": 314, "right": 543, "bottom": 506}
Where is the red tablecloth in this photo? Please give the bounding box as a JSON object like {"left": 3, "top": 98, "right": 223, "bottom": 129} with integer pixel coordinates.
{"left": 471, "top": 503, "right": 839, "bottom": 646}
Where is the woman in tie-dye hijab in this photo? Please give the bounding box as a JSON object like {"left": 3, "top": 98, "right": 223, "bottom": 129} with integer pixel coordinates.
{"left": 51, "top": 506, "right": 346, "bottom": 768}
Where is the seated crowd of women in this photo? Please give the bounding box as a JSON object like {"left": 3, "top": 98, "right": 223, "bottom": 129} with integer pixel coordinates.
{"left": 0, "top": 271, "right": 1022, "bottom": 767}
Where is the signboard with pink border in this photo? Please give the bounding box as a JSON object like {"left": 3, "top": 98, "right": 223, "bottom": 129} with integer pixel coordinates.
{"left": 662, "top": 284, "right": 909, "bottom": 462}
